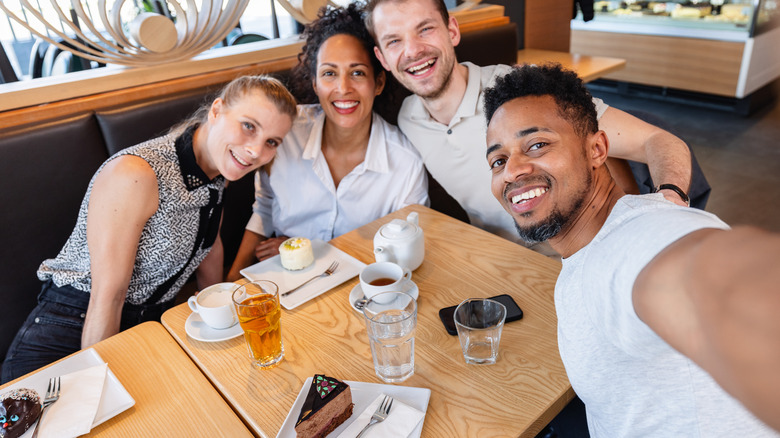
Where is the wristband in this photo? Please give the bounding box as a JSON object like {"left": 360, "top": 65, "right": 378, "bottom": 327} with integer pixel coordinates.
{"left": 654, "top": 183, "right": 690, "bottom": 206}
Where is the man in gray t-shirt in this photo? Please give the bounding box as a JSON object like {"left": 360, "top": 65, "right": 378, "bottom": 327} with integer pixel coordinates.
{"left": 484, "top": 64, "right": 780, "bottom": 435}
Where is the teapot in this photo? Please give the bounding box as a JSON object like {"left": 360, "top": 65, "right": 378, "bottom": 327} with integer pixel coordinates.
{"left": 373, "top": 212, "right": 425, "bottom": 271}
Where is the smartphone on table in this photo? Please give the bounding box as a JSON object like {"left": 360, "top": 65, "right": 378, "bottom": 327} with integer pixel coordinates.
{"left": 438, "top": 294, "right": 524, "bottom": 336}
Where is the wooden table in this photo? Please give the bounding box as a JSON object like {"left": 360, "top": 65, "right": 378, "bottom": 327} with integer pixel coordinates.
{"left": 0, "top": 322, "right": 252, "bottom": 437}
{"left": 161, "top": 205, "right": 572, "bottom": 437}
{"left": 517, "top": 48, "right": 626, "bottom": 82}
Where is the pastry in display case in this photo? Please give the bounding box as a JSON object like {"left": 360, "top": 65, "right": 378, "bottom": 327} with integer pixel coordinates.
{"left": 589, "top": 1, "right": 755, "bottom": 28}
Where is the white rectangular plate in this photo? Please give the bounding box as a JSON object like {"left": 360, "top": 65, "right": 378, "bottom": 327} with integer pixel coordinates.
{"left": 276, "top": 377, "right": 431, "bottom": 438}
{"left": 240, "top": 239, "right": 366, "bottom": 310}
{"left": 7, "top": 348, "right": 135, "bottom": 437}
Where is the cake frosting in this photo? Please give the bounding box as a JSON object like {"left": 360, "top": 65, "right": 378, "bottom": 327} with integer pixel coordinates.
{"left": 1, "top": 388, "right": 41, "bottom": 438}
{"left": 279, "top": 237, "right": 314, "bottom": 271}
{"left": 295, "top": 375, "right": 353, "bottom": 438}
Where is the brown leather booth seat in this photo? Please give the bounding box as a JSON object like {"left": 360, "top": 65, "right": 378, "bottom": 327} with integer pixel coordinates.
{"left": 0, "top": 115, "right": 108, "bottom": 364}
{"left": 0, "top": 21, "right": 519, "bottom": 366}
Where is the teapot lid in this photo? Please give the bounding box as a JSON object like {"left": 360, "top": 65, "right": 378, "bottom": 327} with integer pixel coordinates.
{"left": 379, "top": 218, "right": 418, "bottom": 240}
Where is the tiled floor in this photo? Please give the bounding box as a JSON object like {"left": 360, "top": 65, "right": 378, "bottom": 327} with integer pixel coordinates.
{"left": 589, "top": 84, "right": 780, "bottom": 233}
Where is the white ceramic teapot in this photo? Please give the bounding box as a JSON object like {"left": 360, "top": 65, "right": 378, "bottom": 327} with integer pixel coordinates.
{"left": 373, "top": 212, "right": 425, "bottom": 271}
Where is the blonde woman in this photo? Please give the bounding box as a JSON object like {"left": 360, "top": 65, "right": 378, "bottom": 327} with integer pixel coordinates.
{"left": 2, "top": 76, "right": 297, "bottom": 383}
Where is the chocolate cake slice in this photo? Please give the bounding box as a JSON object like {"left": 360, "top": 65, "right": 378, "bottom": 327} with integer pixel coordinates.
{"left": 295, "top": 375, "right": 354, "bottom": 438}
{"left": 1, "top": 388, "right": 41, "bottom": 438}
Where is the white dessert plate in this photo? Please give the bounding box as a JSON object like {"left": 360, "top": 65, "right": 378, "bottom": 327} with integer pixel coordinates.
{"left": 349, "top": 280, "right": 419, "bottom": 314}
{"left": 6, "top": 348, "right": 134, "bottom": 437}
{"left": 240, "top": 239, "right": 366, "bottom": 310}
{"left": 276, "top": 377, "right": 431, "bottom": 438}
{"left": 185, "top": 312, "right": 243, "bottom": 342}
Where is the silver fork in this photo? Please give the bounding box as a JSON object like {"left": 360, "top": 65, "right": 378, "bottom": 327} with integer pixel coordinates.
{"left": 31, "top": 376, "right": 61, "bottom": 438}
{"left": 356, "top": 395, "right": 393, "bottom": 438}
{"left": 281, "top": 261, "right": 339, "bottom": 298}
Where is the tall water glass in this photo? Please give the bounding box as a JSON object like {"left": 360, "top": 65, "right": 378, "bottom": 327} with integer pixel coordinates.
{"left": 362, "top": 291, "right": 417, "bottom": 383}
{"left": 232, "top": 280, "right": 284, "bottom": 368}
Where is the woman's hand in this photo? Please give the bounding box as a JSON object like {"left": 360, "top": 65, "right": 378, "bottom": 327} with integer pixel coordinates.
{"left": 254, "top": 236, "right": 289, "bottom": 261}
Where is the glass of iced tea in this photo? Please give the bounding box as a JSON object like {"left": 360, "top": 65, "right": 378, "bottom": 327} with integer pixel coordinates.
{"left": 232, "top": 280, "right": 284, "bottom": 368}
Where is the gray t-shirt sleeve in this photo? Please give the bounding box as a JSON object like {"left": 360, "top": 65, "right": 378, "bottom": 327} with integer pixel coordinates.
{"left": 582, "top": 195, "right": 729, "bottom": 358}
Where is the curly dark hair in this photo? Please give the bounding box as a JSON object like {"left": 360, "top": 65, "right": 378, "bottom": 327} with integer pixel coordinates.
{"left": 291, "top": 2, "right": 397, "bottom": 108}
{"left": 483, "top": 63, "right": 598, "bottom": 139}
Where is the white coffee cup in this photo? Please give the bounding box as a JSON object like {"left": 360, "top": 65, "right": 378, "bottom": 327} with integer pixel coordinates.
{"left": 359, "top": 262, "right": 413, "bottom": 304}
{"left": 188, "top": 282, "right": 240, "bottom": 329}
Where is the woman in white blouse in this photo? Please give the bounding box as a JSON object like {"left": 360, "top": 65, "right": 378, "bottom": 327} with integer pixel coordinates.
{"left": 227, "top": 4, "right": 428, "bottom": 280}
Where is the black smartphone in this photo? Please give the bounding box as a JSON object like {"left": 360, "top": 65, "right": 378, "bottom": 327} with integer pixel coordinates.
{"left": 438, "top": 294, "right": 524, "bottom": 336}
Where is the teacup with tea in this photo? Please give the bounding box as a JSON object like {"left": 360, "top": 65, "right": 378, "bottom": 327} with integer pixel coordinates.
{"left": 359, "top": 262, "right": 413, "bottom": 304}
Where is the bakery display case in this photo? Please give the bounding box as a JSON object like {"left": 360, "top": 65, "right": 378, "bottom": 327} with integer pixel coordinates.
{"left": 571, "top": 0, "right": 780, "bottom": 100}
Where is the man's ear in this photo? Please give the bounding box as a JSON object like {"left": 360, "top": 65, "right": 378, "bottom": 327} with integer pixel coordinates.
{"left": 449, "top": 16, "right": 461, "bottom": 47}
{"left": 589, "top": 130, "right": 610, "bottom": 169}
{"left": 375, "top": 70, "right": 386, "bottom": 96}
{"left": 374, "top": 46, "right": 391, "bottom": 71}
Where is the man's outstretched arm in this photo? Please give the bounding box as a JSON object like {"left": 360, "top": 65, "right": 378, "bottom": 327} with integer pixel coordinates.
{"left": 634, "top": 226, "right": 780, "bottom": 431}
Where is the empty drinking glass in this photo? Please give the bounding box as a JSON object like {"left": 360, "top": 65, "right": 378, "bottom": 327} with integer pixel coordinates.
{"left": 454, "top": 298, "right": 506, "bottom": 365}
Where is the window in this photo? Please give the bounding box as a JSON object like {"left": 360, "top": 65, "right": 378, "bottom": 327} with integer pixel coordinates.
{"left": 0, "top": 0, "right": 303, "bottom": 81}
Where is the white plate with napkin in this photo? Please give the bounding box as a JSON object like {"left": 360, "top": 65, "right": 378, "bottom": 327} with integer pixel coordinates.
{"left": 337, "top": 393, "right": 426, "bottom": 438}
{"left": 240, "top": 239, "right": 366, "bottom": 310}
{"left": 4, "top": 348, "right": 134, "bottom": 438}
{"left": 276, "top": 377, "right": 430, "bottom": 438}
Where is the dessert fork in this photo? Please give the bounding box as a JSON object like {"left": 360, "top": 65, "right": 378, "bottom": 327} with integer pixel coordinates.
{"left": 32, "top": 376, "right": 61, "bottom": 438}
{"left": 356, "top": 395, "right": 393, "bottom": 438}
{"left": 281, "top": 261, "right": 339, "bottom": 297}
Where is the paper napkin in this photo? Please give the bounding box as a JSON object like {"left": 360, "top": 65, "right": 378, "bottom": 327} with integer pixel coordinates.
{"left": 38, "top": 363, "right": 107, "bottom": 438}
{"left": 337, "top": 393, "right": 425, "bottom": 438}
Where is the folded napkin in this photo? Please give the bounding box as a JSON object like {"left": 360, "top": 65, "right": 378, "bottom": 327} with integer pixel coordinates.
{"left": 38, "top": 363, "right": 107, "bottom": 438}
{"left": 337, "top": 393, "right": 425, "bottom": 438}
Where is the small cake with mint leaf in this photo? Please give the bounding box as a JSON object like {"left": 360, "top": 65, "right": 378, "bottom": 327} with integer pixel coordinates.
{"left": 279, "top": 237, "right": 314, "bottom": 271}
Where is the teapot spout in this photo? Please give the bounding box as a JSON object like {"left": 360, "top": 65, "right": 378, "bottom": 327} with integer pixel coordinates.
{"left": 374, "top": 246, "right": 392, "bottom": 263}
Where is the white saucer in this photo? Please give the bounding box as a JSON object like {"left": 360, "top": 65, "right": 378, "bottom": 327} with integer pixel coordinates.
{"left": 349, "top": 280, "right": 419, "bottom": 313}
{"left": 185, "top": 312, "right": 243, "bottom": 342}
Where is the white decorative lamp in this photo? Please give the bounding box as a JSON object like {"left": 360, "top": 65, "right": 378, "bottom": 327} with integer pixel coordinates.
{"left": 0, "top": 0, "right": 251, "bottom": 67}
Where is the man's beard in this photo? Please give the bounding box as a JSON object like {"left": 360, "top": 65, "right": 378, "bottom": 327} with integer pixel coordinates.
{"left": 400, "top": 53, "right": 454, "bottom": 100}
{"left": 415, "top": 63, "right": 452, "bottom": 100}
{"left": 513, "top": 172, "right": 591, "bottom": 244}
{"left": 514, "top": 210, "right": 568, "bottom": 244}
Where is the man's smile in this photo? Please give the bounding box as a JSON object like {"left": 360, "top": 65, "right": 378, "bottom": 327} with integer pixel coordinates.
{"left": 512, "top": 187, "right": 548, "bottom": 204}
{"left": 503, "top": 179, "right": 551, "bottom": 215}
{"left": 405, "top": 58, "right": 436, "bottom": 76}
